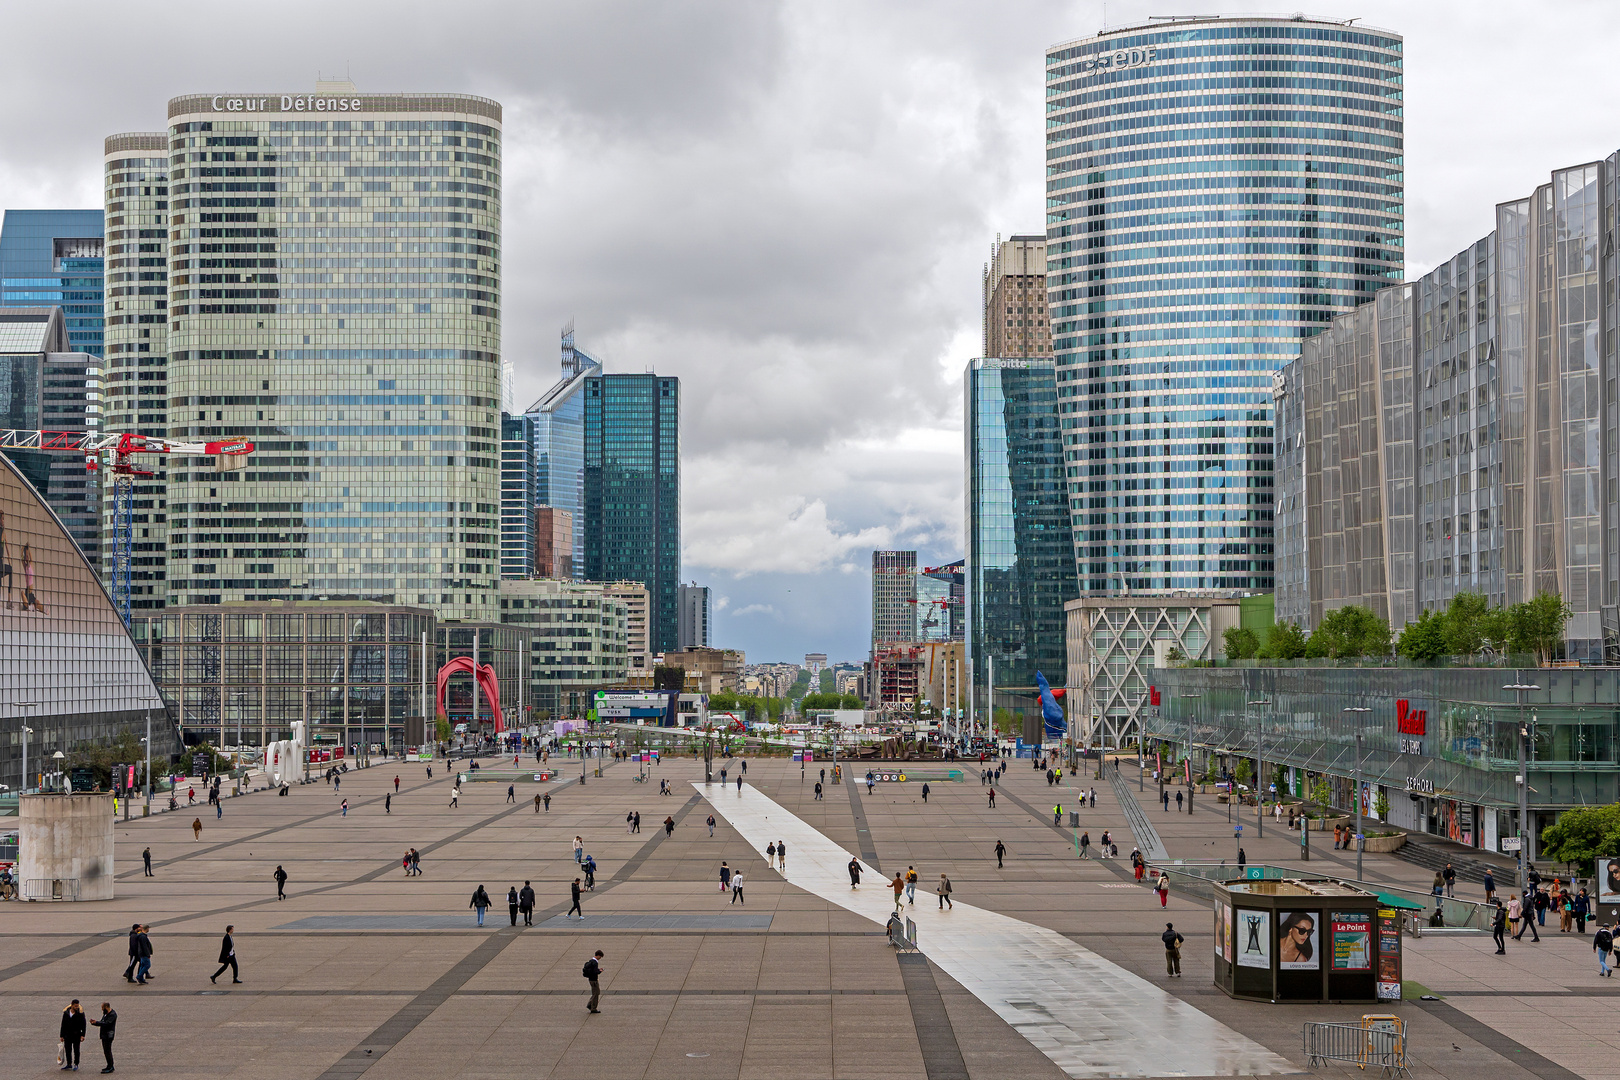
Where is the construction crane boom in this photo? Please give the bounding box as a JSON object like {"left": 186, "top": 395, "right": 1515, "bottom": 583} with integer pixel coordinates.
{"left": 1, "top": 428, "right": 254, "bottom": 624}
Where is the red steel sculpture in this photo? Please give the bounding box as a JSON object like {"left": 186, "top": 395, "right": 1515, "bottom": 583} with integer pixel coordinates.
{"left": 435, "top": 657, "right": 503, "bottom": 732}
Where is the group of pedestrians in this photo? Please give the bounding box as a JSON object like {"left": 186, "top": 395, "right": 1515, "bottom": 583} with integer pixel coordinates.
{"left": 56, "top": 1000, "right": 116, "bottom": 1073}
{"left": 888, "top": 866, "right": 953, "bottom": 909}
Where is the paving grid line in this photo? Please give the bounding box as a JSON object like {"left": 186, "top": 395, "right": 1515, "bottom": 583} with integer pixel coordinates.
{"left": 842, "top": 768, "right": 882, "bottom": 870}
{"left": 311, "top": 791, "right": 701, "bottom": 1080}
{"left": 897, "top": 953, "right": 971, "bottom": 1080}
{"left": 0, "top": 986, "right": 912, "bottom": 998}
{"left": 0, "top": 760, "right": 621, "bottom": 987}
{"left": 1414, "top": 1000, "right": 1589, "bottom": 1080}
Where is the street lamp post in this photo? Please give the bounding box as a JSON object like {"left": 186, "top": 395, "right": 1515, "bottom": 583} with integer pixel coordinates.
{"left": 1342, "top": 706, "right": 1372, "bottom": 880}
{"left": 1249, "top": 698, "right": 1271, "bottom": 840}
{"left": 1181, "top": 694, "right": 1201, "bottom": 813}
{"left": 1504, "top": 682, "right": 1540, "bottom": 890}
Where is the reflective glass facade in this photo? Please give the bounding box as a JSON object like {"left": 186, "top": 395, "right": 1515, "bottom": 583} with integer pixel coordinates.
{"left": 1046, "top": 18, "right": 1404, "bottom": 594}
{"left": 524, "top": 327, "right": 599, "bottom": 581}
{"left": 966, "top": 359, "right": 1076, "bottom": 710}
{"left": 583, "top": 374, "right": 679, "bottom": 652}
{"left": 500, "top": 413, "right": 536, "bottom": 577}
{"left": 0, "top": 209, "right": 105, "bottom": 356}
{"left": 160, "top": 89, "right": 503, "bottom": 620}
{"left": 1, "top": 451, "right": 172, "bottom": 793}
{"left": 499, "top": 578, "right": 628, "bottom": 717}
{"left": 102, "top": 133, "right": 172, "bottom": 610}
{"left": 1277, "top": 153, "right": 1620, "bottom": 658}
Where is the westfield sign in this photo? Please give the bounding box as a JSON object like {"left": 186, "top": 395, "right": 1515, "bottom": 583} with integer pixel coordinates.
{"left": 1396, "top": 699, "right": 1427, "bottom": 736}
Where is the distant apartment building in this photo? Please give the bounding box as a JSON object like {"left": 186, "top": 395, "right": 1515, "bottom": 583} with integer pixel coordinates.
{"left": 661, "top": 646, "right": 743, "bottom": 694}
{"left": 603, "top": 581, "right": 651, "bottom": 671}
{"left": 866, "top": 642, "right": 924, "bottom": 711}
{"left": 498, "top": 578, "right": 629, "bottom": 718}
{"left": 982, "top": 234, "right": 1050, "bottom": 359}
{"left": 677, "top": 582, "right": 711, "bottom": 650}
{"left": 870, "top": 549, "right": 916, "bottom": 646}
{"left": 534, "top": 506, "right": 573, "bottom": 578}
{"left": 921, "top": 641, "right": 965, "bottom": 718}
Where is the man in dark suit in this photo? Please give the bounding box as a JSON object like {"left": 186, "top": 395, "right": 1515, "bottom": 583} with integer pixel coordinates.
{"left": 518, "top": 881, "right": 536, "bottom": 926}
{"left": 211, "top": 924, "right": 241, "bottom": 983}
{"left": 121, "top": 924, "right": 140, "bottom": 982}
{"left": 89, "top": 1002, "right": 116, "bottom": 1072}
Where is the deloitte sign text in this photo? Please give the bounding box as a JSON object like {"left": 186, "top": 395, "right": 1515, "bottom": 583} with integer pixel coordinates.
{"left": 211, "top": 96, "right": 365, "bottom": 113}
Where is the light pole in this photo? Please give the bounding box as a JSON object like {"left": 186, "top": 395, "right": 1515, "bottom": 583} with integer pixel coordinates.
{"left": 8, "top": 701, "right": 40, "bottom": 795}
{"left": 1181, "top": 693, "right": 1201, "bottom": 812}
{"left": 1343, "top": 706, "right": 1371, "bottom": 880}
{"left": 1504, "top": 682, "right": 1540, "bottom": 890}
{"left": 1249, "top": 698, "right": 1271, "bottom": 840}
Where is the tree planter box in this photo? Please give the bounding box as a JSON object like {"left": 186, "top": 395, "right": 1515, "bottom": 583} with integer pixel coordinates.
{"left": 1359, "top": 833, "right": 1407, "bottom": 853}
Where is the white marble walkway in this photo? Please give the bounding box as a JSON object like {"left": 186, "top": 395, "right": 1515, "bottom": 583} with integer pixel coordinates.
{"left": 697, "top": 781, "right": 1297, "bottom": 1078}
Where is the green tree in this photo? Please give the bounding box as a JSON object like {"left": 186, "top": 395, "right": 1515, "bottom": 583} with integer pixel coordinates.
{"left": 818, "top": 670, "right": 834, "bottom": 694}
{"left": 1478, "top": 607, "right": 1512, "bottom": 658}
{"left": 1308, "top": 776, "right": 1333, "bottom": 808}
{"left": 1222, "top": 626, "right": 1259, "bottom": 660}
{"left": 67, "top": 729, "right": 145, "bottom": 790}
{"left": 788, "top": 669, "right": 813, "bottom": 700}
{"left": 434, "top": 716, "right": 452, "bottom": 742}
{"left": 1396, "top": 608, "right": 1447, "bottom": 662}
{"left": 652, "top": 665, "right": 686, "bottom": 693}
{"left": 1306, "top": 606, "right": 1391, "bottom": 659}
{"left": 1441, "top": 592, "right": 1490, "bottom": 656}
{"left": 1234, "top": 757, "right": 1253, "bottom": 787}
{"left": 1261, "top": 620, "right": 1308, "bottom": 659}
{"left": 1509, "top": 592, "right": 1574, "bottom": 665}
{"left": 1540, "top": 804, "right": 1620, "bottom": 875}
{"left": 1372, "top": 791, "right": 1390, "bottom": 821}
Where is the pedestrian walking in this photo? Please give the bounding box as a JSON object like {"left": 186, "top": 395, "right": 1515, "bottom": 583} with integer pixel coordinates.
{"left": 394, "top": 775, "right": 400, "bottom": 792}
{"left": 192, "top": 817, "right": 202, "bottom": 841}
{"left": 1443, "top": 863, "right": 1456, "bottom": 898}
{"left": 905, "top": 866, "right": 918, "bottom": 904}
{"left": 1155, "top": 871, "right": 1170, "bottom": 908}
{"left": 60, "top": 998, "right": 86, "bottom": 1070}
{"left": 141, "top": 848, "right": 152, "bottom": 877}
{"left": 506, "top": 785, "right": 515, "bottom": 804}
{"left": 1492, "top": 900, "right": 1507, "bottom": 954}
{"left": 133, "top": 927, "right": 153, "bottom": 984}
{"left": 1575, "top": 888, "right": 1590, "bottom": 934}
{"left": 1100, "top": 829, "right": 1111, "bottom": 855}
{"left": 994, "top": 840, "right": 1005, "bottom": 868}
{"left": 1161, "top": 790, "right": 1169, "bottom": 811}
{"left": 211, "top": 925, "right": 241, "bottom": 984}
{"left": 1053, "top": 803, "right": 1062, "bottom": 826}
{"left": 767, "top": 841, "right": 776, "bottom": 865}
{"left": 273, "top": 865, "right": 288, "bottom": 900}
{"left": 340, "top": 798, "right": 348, "bottom": 817}
{"left": 1079, "top": 831, "right": 1091, "bottom": 859}
{"left": 866, "top": 771, "right": 875, "bottom": 794}
{"left": 215, "top": 801, "right": 222, "bottom": 819}
{"left": 720, "top": 767, "right": 727, "bottom": 785}
{"left": 1175, "top": 791, "right": 1183, "bottom": 812}
{"left": 814, "top": 781, "right": 823, "bottom": 800}
{"left": 921, "top": 782, "right": 930, "bottom": 803}
{"left": 848, "top": 858, "right": 862, "bottom": 889}
{"left": 568, "top": 878, "right": 584, "bottom": 919}
{"left": 1535, "top": 886, "right": 1550, "bottom": 927}
{"left": 987, "top": 787, "right": 996, "bottom": 808}
{"left": 1132, "top": 848, "right": 1144, "bottom": 881}
{"left": 583, "top": 949, "right": 604, "bottom": 1012}
{"left": 776, "top": 840, "right": 787, "bottom": 871}
{"left": 1514, "top": 891, "right": 1540, "bottom": 942}
{"left": 936, "top": 874, "right": 953, "bottom": 909}
{"left": 89, "top": 1003, "right": 116, "bottom": 1073}
{"left": 543, "top": 792, "right": 551, "bottom": 812}
{"left": 506, "top": 886, "right": 520, "bottom": 926}
{"left": 449, "top": 787, "right": 460, "bottom": 808}
{"left": 519, "top": 881, "right": 536, "bottom": 925}
{"left": 663, "top": 815, "right": 675, "bottom": 837}
{"left": 736, "top": 775, "right": 743, "bottom": 792}
{"left": 470, "top": 884, "right": 491, "bottom": 926}
{"left": 410, "top": 849, "right": 421, "bottom": 876}
{"left": 892, "top": 873, "right": 905, "bottom": 911}
{"left": 121, "top": 924, "right": 140, "bottom": 982}
{"left": 1483, "top": 868, "right": 1496, "bottom": 904}
{"left": 1237, "top": 848, "right": 1246, "bottom": 868}
{"left": 1162, "top": 923, "right": 1184, "bottom": 977}
{"left": 1507, "top": 894, "right": 1522, "bottom": 937}
{"left": 707, "top": 814, "right": 716, "bottom": 837}
{"left": 720, "top": 861, "right": 732, "bottom": 892}
{"left": 1595, "top": 923, "right": 1614, "bottom": 977}
{"left": 574, "top": 836, "right": 584, "bottom": 863}
{"left": 634, "top": 811, "right": 642, "bottom": 833}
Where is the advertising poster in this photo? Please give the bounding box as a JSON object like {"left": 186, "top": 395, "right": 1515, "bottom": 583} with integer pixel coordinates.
{"left": 1376, "top": 908, "right": 1402, "bottom": 1000}
{"left": 1236, "top": 909, "right": 1270, "bottom": 968}
{"left": 1278, "top": 911, "right": 1320, "bottom": 970}
{"left": 1600, "top": 857, "right": 1620, "bottom": 906}
{"left": 1214, "top": 903, "right": 1230, "bottom": 962}
{"left": 1330, "top": 912, "right": 1372, "bottom": 971}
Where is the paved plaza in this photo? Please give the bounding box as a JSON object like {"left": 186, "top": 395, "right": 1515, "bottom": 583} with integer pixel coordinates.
{"left": 0, "top": 754, "right": 1610, "bottom": 1079}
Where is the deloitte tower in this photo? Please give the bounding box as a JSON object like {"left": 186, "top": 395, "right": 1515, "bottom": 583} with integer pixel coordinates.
{"left": 1045, "top": 16, "right": 1403, "bottom": 593}
{"left": 121, "top": 83, "right": 503, "bottom": 619}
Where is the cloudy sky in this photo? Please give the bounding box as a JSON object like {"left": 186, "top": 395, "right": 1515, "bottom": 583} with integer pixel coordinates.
{"left": 3, "top": 0, "right": 1617, "bottom": 663}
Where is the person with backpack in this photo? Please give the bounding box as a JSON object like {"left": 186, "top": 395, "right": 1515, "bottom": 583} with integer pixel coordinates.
{"left": 904, "top": 866, "right": 918, "bottom": 905}
{"left": 469, "top": 884, "right": 491, "bottom": 927}
{"left": 583, "top": 855, "right": 597, "bottom": 891}
{"left": 583, "top": 950, "right": 604, "bottom": 1012}
{"left": 506, "top": 886, "right": 520, "bottom": 926}
{"left": 1155, "top": 871, "right": 1170, "bottom": 908}
{"left": 1595, "top": 923, "right": 1614, "bottom": 977}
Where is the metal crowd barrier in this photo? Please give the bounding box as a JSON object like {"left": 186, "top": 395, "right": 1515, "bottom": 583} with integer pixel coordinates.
{"left": 21, "top": 878, "right": 80, "bottom": 902}
{"left": 1303, "top": 1017, "right": 1409, "bottom": 1078}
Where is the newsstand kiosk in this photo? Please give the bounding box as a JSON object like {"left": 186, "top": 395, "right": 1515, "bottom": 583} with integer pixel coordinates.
{"left": 1212, "top": 878, "right": 1402, "bottom": 1005}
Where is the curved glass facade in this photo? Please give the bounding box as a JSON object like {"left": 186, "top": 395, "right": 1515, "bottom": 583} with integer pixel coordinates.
{"left": 1046, "top": 17, "right": 1404, "bottom": 593}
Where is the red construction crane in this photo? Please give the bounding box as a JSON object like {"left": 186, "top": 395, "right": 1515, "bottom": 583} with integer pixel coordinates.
{"left": 1, "top": 429, "right": 255, "bottom": 624}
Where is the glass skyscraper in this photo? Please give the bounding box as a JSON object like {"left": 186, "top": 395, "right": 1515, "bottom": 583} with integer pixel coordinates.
{"left": 966, "top": 359, "right": 1076, "bottom": 716}
{"left": 159, "top": 84, "right": 503, "bottom": 619}
{"left": 1045, "top": 16, "right": 1404, "bottom": 593}
{"left": 524, "top": 325, "right": 600, "bottom": 581}
{"left": 583, "top": 373, "right": 679, "bottom": 652}
{"left": 0, "top": 209, "right": 105, "bottom": 356}
{"left": 500, "top": 413, "right": 536, "bottom": 577}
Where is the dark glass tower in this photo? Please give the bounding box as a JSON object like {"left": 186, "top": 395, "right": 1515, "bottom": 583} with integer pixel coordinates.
{"left": 966, "top": 359, "right": 1077, "bottom": 719}
{"left": 0, "top": 209, "right": 105, "bottom": 357}
{"left": 583, "top": 373, "right": 679, "bottom": 652}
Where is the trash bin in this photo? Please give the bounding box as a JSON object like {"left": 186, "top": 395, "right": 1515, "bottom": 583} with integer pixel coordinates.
{"left": 1069, "top": 811, "right": 1080, "bottom": 827}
